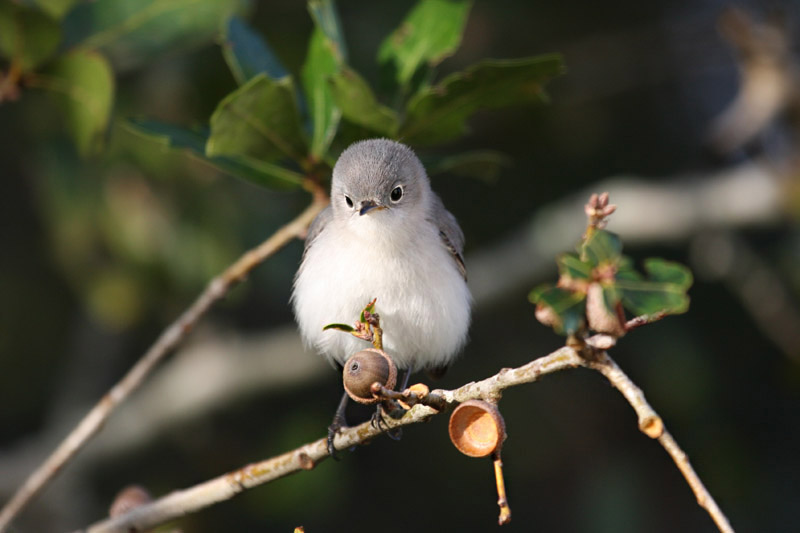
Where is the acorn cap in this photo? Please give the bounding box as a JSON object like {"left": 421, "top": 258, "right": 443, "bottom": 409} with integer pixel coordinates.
{"left": 342, "top": 348, "right": 397, "bottom": 404}
{"left": 448, "top": 400, "right": 507, "bottom": 457}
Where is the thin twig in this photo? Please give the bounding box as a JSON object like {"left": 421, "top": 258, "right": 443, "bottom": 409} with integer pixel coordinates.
{"left": 77, "top": 343, "right": 734, "bottom": 533}
{"left": 585, "top": 351, "right": 735, "bottom": 533}
{"left": 370, "top": 382, "right": 448, "bottom": 411}
{"left": 0, "top": 192, "right": 329, "bottom": 533}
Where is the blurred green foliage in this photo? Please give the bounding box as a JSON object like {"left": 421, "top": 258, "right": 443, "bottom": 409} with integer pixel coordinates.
{"left": 0, "top": 0, "right": 563, "bottom": 329}
{"left": 127, "top": 0, "right": 563, "bottom": 189}
{"left": 0, "top": 0, "right": 564, "bottom": 188}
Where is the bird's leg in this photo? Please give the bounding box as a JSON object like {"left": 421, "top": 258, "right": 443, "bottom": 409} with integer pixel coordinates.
{"left": 398, "top": 368, "right": 411, "bottom": 392}
{"left": 327, "top": 391, "right": 350, "bottom": 459}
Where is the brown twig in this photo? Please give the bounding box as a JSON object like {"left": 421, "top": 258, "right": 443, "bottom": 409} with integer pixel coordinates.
{"left": 624, "top": 312, "right": 667, "bottom": 331}
{"left": 76, "top": 344, "right": 734, "bottom": 533}
{"left": 370, "top": 382, "right": 447, "bottom": 411}
{"left": 0, "top": 191, "right": 329, "bottom": 533}
{"left": 584, "top": 350, "right": 734, "bottom": 533}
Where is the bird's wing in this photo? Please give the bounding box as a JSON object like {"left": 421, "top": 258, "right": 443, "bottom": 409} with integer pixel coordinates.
{"left": 303, "top": 205, "right": 333, "bottom": 255}
{"left": 430, "top": 193, "right": 467, "bottom": 281}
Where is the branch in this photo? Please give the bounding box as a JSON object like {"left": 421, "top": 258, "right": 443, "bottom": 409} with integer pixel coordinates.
{"left": 79, "top": 344, "right": 734, "bottom": 533}
{"left": 0, "top": 191, "right": 329, "bottom": 533}
{"left": 583, "top": 349, "right": 734, "bottom": 533}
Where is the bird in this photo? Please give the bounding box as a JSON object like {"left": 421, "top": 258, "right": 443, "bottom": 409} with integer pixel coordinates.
{"left": 291, "top": 138, "right": 471, "bottom": 453}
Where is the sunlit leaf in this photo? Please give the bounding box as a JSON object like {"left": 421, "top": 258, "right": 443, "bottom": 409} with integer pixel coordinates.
{"left": 127, "top": 119, "right": 304, "bottom": 189}
{"left": 308, "top": 0, "right": 347, "bottom": 58}
{"left": 427, "top": 150, "right": 511, "bottom": 182}
{"left": 222, "top": 16, "right": 288, "bottom": 85}
{"left": 45, "top": 50, "right": 114, "bottom": 155}
{"left": 616, "top": 259, "right": 693, "bottom": 316}
{"left": 581, "top": 229, "right": 622, "bottom": 266}
{"left": 378, "top": 0, "right": 472, "bottom": 92}
{"left": 62, "top": 0, "right": 243, "bottom": 71}
{"left": 401, "top": 55, "right": 564, "bottom": 145}
{"left": 557, "top": 253, "right": 593, "bottom": 282}
{"left": 302, "top": 0, "right": 346, "bottom": 159}
{"left": 641, "top": 257, "right": 693, "bottom": 288}
{"left": 206, "top": 74, "right": 307, "bottom": 163}
{"left": 329, "top": 67, "right": 398, "bottom": 135}
{"left": 0, "top": 3, "right": 61, "bottom": 70}
{"left": 529, "top": 285, "right": 586, "bottom": 335}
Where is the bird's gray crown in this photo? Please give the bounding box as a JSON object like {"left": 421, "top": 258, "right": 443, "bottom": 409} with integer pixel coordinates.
{"left": 331, "top": 139, "right": 430, "bottom": 216}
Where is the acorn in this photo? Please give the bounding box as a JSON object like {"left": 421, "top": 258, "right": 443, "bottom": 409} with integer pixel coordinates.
{"left": 342, "top": 348, "right": 397, "bottom": 404}
{"left": 448, "top": 399, "right": 507, "bottom": 457}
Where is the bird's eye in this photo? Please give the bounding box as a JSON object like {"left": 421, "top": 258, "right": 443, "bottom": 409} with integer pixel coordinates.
{"left": 390, "top": 186, "right": 403, "bottom": 202}
{"left": 344, "top": 195, "right": 353, "bottom": 208}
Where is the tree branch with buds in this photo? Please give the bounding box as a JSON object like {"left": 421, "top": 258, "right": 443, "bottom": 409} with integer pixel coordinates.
{"left": 75, "top": 193, "right": 734, "bottom": 533}
{"left": 77, "top": 339, "right": 732, "bottom": 533}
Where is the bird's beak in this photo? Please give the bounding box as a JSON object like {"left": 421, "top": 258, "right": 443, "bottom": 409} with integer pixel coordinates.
{"left": 359, "top": 200, "right": 381, "bottom": 216}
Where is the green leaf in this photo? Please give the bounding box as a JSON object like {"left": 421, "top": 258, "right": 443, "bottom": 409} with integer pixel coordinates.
{"left": 0, "top": 3, "right": 61, "bottom": 70}
{"left": 127, "top": 119, "right": 304, "bottom": 189}
{"left": 427, "top": 150, "right": 511, "bottom": 182}
{"left": 45, "top": 50, "right": 114, "bottom": 156}
{"left": 529, "top": 285, "right": 586, "bottom": 335}
{"left": 62, "top": 0, "right": 243, "bottom": 71}
{"left": 641, "top": 257, "right": 693, "bottom": 288}
{"left": 329, "top": 67, "right": 398, "bottom": 135}
{"left": 400, "top": 54, "right": 564, "bottom": 145}
{"left": 616, "top": 258, "right": 693, "bottom": 316}
{"left": 222, "top": 16, "right": 288, "bottom": 85}
{"left": 206, "top": 74, "right": 307, "bottom": 163}
{"left": 581, "top": 229, "right": 622, "bottom": 266}
{"left": 323, "top": 323, "right": 355, "bottom": 332}
{"left": 302, "top": 0, "right": 346, "bottom": 160}
{"left": 308, "top": 0, "right": 347, "bottom": 59}
{"left": 557, "top": 253, "right": 593, "bottom": 281}
{"left": 378, "top": 0, "right": 472, "bottom": 91}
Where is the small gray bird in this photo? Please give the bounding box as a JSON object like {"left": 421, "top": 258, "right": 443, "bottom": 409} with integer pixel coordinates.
{"left": 292, "top": 139, "right": 471, "bottom": 448}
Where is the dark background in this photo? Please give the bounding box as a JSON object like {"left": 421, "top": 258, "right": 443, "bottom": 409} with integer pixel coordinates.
{"left": 2, "top": 0, "right": 799, "bottom": 531}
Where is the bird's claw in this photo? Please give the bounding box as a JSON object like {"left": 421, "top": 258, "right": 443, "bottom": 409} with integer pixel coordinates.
{"left": 370, "top": 405, "right": 403, "bottom": 441}
{"left": 327, "top": 422, "right": 342, "bottom": 460}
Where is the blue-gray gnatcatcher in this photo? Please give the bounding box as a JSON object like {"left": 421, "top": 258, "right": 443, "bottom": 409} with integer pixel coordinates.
{"left": 292, "top": 139, "right": 471, "bottom": 449}
{"left": 293, "top": 138, "right": 471, "bottom": 374}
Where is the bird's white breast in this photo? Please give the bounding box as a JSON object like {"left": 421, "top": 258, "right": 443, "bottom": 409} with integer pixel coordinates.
{"left": 292, "top": 211, "right": 471, "bottom": 370}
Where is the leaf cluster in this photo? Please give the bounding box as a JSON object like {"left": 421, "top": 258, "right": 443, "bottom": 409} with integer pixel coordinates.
{"left": 124, "top": 0, "right": 565, "bottom": 189}
{"left": 1, "top": 0, "right": 564, "bottom": 186}
{"left": 529, "top": 228, "right": 693, "bottom": 337}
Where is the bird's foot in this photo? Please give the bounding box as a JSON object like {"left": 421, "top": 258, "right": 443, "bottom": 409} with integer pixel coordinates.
{"left": 370, "top": 403, "right": 404, "bottom": 441}
{"left": 327, "top": 391, "right": 351, "bottom": 460}
{"left": 327, "top": 419, "right": 347, "bottom": 459}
